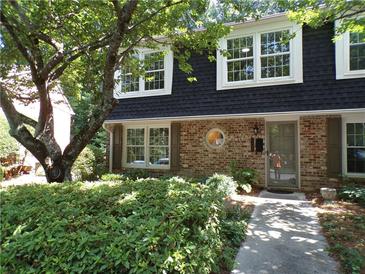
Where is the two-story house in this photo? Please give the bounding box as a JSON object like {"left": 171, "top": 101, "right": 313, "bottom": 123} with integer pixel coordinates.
{"left": 103, "top": 13, "right": 365, "bottom": 191}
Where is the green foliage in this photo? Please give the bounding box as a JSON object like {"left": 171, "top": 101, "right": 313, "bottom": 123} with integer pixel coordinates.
{"left": 100, "top": 173, "right": 124, "bottom": 181}
{"left": 229, "top": 161, "right": 257, "bottom": 193}
{"left": 0, "top": 178, "right": 250, "bottom": 273}
{"left": 0, "top": 165, "right": 4, "bottom": 182}
{"left": 0, "top": 116, "right": 19, "bottom": 158}
{"left": 123, "top": 168, "right": 150, "bottom": 181}
{"left": 283, "top": 0, "right": 365, "bottom": 37}
{"left": 205, "top": 173, "right": 237, "bottom": 197}
{"left": 219, "top": 205, "right": 250, "bottom": 270}
{"left": 72, "top": 146, "right": 97, "bottom": 181}
{"left": 330, "top": 243, "right": 364, "bottom": 274}
{"left": 72, "top": 145, "right": 107, "bottom": 181}
{"left": 338, "top": 186, "right": 365, "bottom": 207}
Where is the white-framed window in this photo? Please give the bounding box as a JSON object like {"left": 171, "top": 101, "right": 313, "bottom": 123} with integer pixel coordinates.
{"left": 114, "top": 48, "right": 173, "bottom": 99}
{"left": 217, "top": 18, "right": 303, "bottom": 90}
{"left": 335, "top": 21, "right": 365, "bottom": 79}
{"left": 123, "top": 124, "right": 170, "bottom": 169}
{"left": 342, "top": 113, "right": 365, "bottom": 177}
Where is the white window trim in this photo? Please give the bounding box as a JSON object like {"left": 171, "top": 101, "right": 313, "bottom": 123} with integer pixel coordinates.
{"left": 335, "top": 20, "right": 365, "bottom": 80}
{"left": 114, "top": 47, "right": 173, "bottom": 99}
{"left": 123, "top": 123, "right": 171, "bottom": 170}
{"left": 341, "top": 113, "right": 365, "bottom": 178}
{"left": 217, "top": 19, "right": 303, "bottom": 90}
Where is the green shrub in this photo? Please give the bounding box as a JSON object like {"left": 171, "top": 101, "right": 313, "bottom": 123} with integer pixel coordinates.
{"left": 330, "top": 243, "right": 364, "bottom": 274}
{"left": 205, "top": 173, "right": 237, "bottom": 197}
{"left": 88, "top": 144, "right": 107, "bottom": 178}
{"left": 72, "top": 146, "right": 96, "bottom": 181}
{"left": 229, "top": 161, "right": 257, "bottom": 193}
{"left": 0, "top": 165, "right": 4, "bottom": 182}
{"left": 123, "top": 168, "right": 149, "bottom": 180}
{"left": 0, "top": 179, "right": 250, "bottom": 273}
{"left": 338, "top": 186, "right": 365, "bottom": 207}
{"left": 219, "top": 205, "right": 249, "bottom": 271}
{"left": 100, "top": 173, "right": 124, "bottom": 181}
{"left": 0, "top": 116, "right": 19, "bottom": 158}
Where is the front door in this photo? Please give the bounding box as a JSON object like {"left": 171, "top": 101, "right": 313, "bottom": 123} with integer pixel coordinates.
{"left": 267, "top": 121, "right": 299, "bottom": 189}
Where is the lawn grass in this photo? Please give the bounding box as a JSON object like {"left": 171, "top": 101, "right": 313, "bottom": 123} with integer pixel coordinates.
{"left": 0, "top": 178, "right": 252, "bottom": 273}
{"left": 309, "top": 194, "right": 365, "bottom": 274}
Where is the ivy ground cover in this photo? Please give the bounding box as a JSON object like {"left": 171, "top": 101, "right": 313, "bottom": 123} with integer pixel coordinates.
{"left": 0, "top": 178, "right": 250, "bottom": 273}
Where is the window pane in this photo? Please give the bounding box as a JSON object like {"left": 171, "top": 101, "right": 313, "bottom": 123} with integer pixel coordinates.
{"left": 127, "top": 128, "right": 144, "bottom": 145}
{"left": 145, "top": 70, "right": 164, "bottom": 90}
{"left": 127, "top": 147, "right": 145, "bottom": 164}
{"left": 149, "top": 128, "right": 169, "bottom": 146}
{"left": 145, "top": 52, "right": 164, "bottom": 70}
{"left": 350, "top": 44, "right": 365, "bottom": 71}
{"left": 227, "top": 59, "right": 254, "bottom": 81}
{"left": 121, "top": 72, "right": 139, "bottom": 93}
{"left": 261, "top": 30, "right": 290, "bottom": 55}
{"left": 149, "top": 147, "right": 169, "bottom": 165}
{"left": 347, "top": 123, "right": 354, "bottom": 134}
{"left": 227, "top": 36, "right": 253, "bottom": 60}
{"left": 347, "top": 148, "right": 365, "bottom": 173}
{"left": 261, "top": 53, "right": 290, "bottom": 78}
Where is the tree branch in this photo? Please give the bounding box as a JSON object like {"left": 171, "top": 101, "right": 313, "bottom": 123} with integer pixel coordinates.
{"left": 128, "top": 0, "right": 184, "bottom": 33}
{"left": 0, "top": 11, "right": 36, "bottom": 71}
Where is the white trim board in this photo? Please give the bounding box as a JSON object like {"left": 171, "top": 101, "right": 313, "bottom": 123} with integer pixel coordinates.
{"left": 104, "top": 108, "right": 365, "bottom": 124}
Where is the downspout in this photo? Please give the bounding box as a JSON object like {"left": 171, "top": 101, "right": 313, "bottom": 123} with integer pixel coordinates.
{"left": 103, "top": 123, "right": 114, "bottom": 173}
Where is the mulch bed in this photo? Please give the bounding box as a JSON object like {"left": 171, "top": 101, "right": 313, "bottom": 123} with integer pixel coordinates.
{"left": 307, "top": 192, "right": 365, "bottom": 274}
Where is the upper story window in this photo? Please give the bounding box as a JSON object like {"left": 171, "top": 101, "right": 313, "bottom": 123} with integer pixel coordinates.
{"left": 217, "top": 18, "right": 303, "bottom": 90}
{"left": 349, "top": 33, "right": 365, "bottom": 71}
{"left": 335, "top": 20, "right": 365, "bottom": 79}
{"left": 114, "top": 48, "right": 173, "bottom": 99}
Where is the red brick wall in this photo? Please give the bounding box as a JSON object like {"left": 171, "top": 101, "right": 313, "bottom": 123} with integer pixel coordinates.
{"left": 178, "top": 119, "right": 266, "bottom": 185}
{"left": 299, "top": 116, "right": 327, "bottom": 190}
{"left": 109, "top": 115, "right": 344, "bottom": 190}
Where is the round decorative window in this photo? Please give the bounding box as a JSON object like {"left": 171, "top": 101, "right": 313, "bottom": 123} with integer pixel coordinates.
{"left": 206, "top": 128, "right": 225, "bottom": 148}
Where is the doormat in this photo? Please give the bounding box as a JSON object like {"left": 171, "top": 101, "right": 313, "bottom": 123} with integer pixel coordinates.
{"left": 267, "top": 190, "right": 294, "bottom": 194}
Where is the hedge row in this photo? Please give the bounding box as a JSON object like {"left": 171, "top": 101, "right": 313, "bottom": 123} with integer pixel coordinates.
{"left": 0, "top": 177, "right": 249, "bottom": 273}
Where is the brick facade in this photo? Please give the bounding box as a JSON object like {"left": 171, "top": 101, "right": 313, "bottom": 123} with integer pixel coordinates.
{"left": 178, "top": 118, "right": 266, "bottom": 186}
{"left": 110, "top": 114, "right": 348, "bottom": 190}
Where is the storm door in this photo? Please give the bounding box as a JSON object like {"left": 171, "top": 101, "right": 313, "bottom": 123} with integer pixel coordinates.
{"left": 267, "top": 121, "right": 299, "bottom": 189}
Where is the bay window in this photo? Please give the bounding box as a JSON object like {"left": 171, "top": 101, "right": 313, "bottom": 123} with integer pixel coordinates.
{"left": 124, "top": 125, "right": 170, "bottom": 168}
{"left": 217, "top": 19, "right": 302, "bottom": 90}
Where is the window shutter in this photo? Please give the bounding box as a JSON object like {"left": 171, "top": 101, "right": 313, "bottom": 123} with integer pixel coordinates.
{"left": 112, "top": 125, "right": 123, "bottom": 170}
{"left": 327, "top": 117, "right": 342, "bottom": 178}
{"left": 170, "top": 123, "right": 180, "bottom": 171}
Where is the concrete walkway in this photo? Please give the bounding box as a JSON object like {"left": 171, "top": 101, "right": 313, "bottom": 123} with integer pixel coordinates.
{"left": 231, "top": 191, "right": 338, "bottom": 274}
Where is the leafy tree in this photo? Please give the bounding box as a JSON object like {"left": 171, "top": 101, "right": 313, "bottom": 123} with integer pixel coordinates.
{"left": 0, "top": 0, "right": 230, "bottom": 182}
{"left": 281, "top": 0, "right": 365, "bottom": 35}
{"left": 0, "top": 116, "right": 19, "bottom": 158}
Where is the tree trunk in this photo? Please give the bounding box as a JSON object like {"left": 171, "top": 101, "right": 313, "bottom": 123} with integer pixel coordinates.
{"left": 43, "top": 161, "right": 73, "bottom": 183}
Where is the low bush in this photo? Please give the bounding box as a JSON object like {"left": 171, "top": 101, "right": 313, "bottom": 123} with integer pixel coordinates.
{"left": 123, "top": 168, "right": 149, "bottom": 180}
{"left": 338, "top": 186, "right": 365, "bottom": 207}
{"left": 72, "top": 146, "right": 96, "bottom": 181}
{"left": 330, "top": 243, "right": 364, "bottom": 274}
{"left": 205, "top": 173, "right": 237, "bottom": 197}
{"left": 229, "top": 161, "right": 257, "bottom": 193}
{"left": 0, "top": 178, "right": 250, "bottom": 273}
{"left": 100, "top": 173, "right": 124, "bottom": 181}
